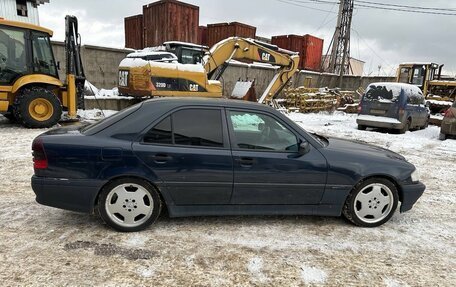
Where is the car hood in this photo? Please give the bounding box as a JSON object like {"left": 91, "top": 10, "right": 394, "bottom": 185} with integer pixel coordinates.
{"left": 323, "top": 137, "right": 406, "bottom": 162}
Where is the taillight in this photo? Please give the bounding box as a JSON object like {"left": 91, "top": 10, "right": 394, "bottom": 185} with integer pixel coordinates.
{"left": 399, "top": 108, "right": 405, "bottom": 116}
{"left": 32, "top": 138, "right": 48, "bottom": 170}
{"left": 444, "top": 108, "right": 455, "bottom": 118}
{"left": 357, "top": 103, "right": 362, "bottom": 113}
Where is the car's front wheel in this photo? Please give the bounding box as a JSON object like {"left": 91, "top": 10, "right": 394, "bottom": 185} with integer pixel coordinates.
{"left": 342, "top": 178, "right": 398, "bottom": 227}
{"left": 98, "top": 178, "right": 162, "bottom": 232}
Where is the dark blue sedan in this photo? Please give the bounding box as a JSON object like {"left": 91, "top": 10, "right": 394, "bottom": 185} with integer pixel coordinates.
{"left": 31, "top": 98, "right": 425, "bottom": 231}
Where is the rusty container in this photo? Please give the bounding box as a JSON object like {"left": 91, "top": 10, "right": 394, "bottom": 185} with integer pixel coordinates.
{"left": 124, "top": 14, "right": 144, "bottom": 49}
{"left": 302, "top": 34, "right": 324, "bottom": 71}
{"left": 143, "top": 0, "right": 199, "bottom": 47}
{"left": 271, "top": 34, "right": 305, "bottom": 69}
{"left": 206, "top": 22, "right": 256, "bottom": 47}
{"left": 198, "top": 25, "right": 207, "bottom": 46}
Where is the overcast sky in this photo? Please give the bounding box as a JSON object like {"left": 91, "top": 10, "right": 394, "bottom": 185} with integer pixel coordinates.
{"left": 39, "top": 0, "right": 456, "bottom": 76}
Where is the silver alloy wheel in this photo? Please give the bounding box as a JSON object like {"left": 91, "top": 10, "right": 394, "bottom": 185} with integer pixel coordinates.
{"left": 353, "top": 183, "right": 394, "bottom": 224}
{"left": 105, "top": 183, "right": 154, "bottom": 228}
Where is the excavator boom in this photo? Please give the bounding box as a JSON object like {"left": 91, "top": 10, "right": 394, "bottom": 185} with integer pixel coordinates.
{"left": 203, "top": 37, "right": 300, "bottom": 103}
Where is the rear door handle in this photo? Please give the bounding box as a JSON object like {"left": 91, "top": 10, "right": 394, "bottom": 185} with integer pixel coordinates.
{"left": 237, "top": 157, "right": 254, "bottom": 167}
{"left": 153, "top": 154, "right": 172, "bottom": 164}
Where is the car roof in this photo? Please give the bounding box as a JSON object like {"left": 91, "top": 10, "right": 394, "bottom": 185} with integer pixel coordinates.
{"left": 143, "top": 97, "right": 273, "bottom": 111}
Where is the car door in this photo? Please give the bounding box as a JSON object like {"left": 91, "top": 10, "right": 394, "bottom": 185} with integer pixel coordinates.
{"left": 132, "top": 107, "right": 233, "bottom": 205}
{"left": 227, "top": 109, "right": 328, "bottom": 205}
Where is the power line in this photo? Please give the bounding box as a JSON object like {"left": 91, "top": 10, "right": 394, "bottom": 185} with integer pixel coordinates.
{"left": 355, "top": 3, "right": 456, "bottom": 16}
{"left": 356, "top": 0, "right": 456, "bottom": 12}
{"left": 274, "top": 0, "right": 338, "bottom": 13}
{"left": 279, "top": 0, "right": 456, "bottom": 16}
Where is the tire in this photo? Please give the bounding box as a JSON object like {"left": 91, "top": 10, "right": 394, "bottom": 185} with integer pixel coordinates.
{"left": 342, "top": 178, "right": 398, "bottom": 227}
{"left": 398, "top": 118, "right": 411, "bottom": 134}
{"left": 358, "top": 125, "right": 367, "bottom": 131}
{"left": 98, "top": 178, "right": 162, "bottom": 232}
{"left": 423, "top": 117, "right": 429, "bottom": 129}
{"left": 13, "top": 87, "right": 62, "bottom": 128}
{"left": 439, "top": 133, "right": 446, "bottom": 141}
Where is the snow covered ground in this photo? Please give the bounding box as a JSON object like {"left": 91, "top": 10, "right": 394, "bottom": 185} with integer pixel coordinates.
{"left": 0, "top": 111, "right": 454, "bottom": 286}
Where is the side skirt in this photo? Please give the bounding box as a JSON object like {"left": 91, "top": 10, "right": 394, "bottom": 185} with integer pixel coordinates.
{"left": 167, "top": 204, "right": 342, "bottom": 218}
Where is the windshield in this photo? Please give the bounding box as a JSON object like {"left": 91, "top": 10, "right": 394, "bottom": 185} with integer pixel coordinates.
{"left": 0, "top": 26, "right": 27, "bottom": 84}
{"left": 364, "top": 84, "right": 402, "bottom": 103}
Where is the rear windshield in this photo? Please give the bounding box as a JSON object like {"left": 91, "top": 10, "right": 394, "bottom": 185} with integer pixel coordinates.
{"left": 364, "top": 84, "right": 402, "bottom": 103}
{"left": 81, "top": 103, "right": 142, "bottom": 135}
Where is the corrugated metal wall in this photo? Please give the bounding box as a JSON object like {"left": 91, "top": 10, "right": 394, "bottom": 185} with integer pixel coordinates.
{"left": 302, "top": 34, "right": 323, "bottom": 71}
{"left": 124, "top": 14, "right": 143, "bottom": 49}
{"left": 0, "top": 0, "right": 40, "bottom": 25}
{"left": 142, "top": 0, "right": 199, "bottom": 47}
{"left": 271, "top": 34, "right": 323, "bottom": 71}
{"left": 206, "top": 22, "right": 256, "bottom": 47}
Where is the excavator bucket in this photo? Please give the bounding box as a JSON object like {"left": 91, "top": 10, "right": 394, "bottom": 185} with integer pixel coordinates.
{"left": 231, "top": 80, "right": 256, "bottom": 102}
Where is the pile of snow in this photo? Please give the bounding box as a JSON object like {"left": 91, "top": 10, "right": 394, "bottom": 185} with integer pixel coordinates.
{"left": 84, "top": 81, "right": 131, "bottom": 100}
{"left": 231, "top": 81, "right": 253, "bottom": 98}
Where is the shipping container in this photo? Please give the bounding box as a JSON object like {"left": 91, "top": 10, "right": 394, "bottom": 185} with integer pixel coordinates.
{"left": 198, "top": 25, "right": 207, "bottom": 46}
{"left": 271, "top": 34, "right": 323, "bottom": 71}
{"left": 143, "top": 0, "right": 199, "bottom": 47}
{"left": 206, "top": 22, "right": 256, "bottom": 47}
{"left": 302, "top": 34, "right": 324, "bottom": 71}
{"left": 124, "top": 14, "right": 144, "bottom": 49}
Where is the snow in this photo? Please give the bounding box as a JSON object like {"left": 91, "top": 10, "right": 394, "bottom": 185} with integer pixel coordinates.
{"left": 231, "top": 81, "right": 253, "bottom": 98}
{"left": 357, "top": 114, "right": 402, "bottom": 124}
{"left": 119, "top": 57, "right": 152, "bottom": 68}
{"left": 426, "top": 99, "right": 453, "bottom": 106}
{"left": 163, "top": 41, "right": 208, "bottom": 49}
{"left": 300, "top": 265, "right": 327, "bottom": 284}
{"left": 84, "top": 82, "right": 132, "bottom": 100}
{"left": 0, "top": 109, "right": 455, "bottom": 286}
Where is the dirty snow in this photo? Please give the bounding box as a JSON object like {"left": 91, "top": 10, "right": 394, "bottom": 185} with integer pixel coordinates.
{"left": 0, "top": 110, "right": 455, "bottom": 286}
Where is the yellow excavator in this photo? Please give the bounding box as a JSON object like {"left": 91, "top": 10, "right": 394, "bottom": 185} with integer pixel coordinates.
{"left": 397, "top": 62, "right": 456, "bottom": 100}
{"left": 0, "top": 16, "right": 85, "bottom": 128}
{"left": 118, "top": 37, "right": 300, "bottom": 103}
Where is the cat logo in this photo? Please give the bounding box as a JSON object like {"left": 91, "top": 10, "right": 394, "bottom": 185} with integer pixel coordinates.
{"left": 261, "top": 52, "right": 271, "bottom": 62}
{"left": 189, "top": 84, "right": 199, "bottom": 92}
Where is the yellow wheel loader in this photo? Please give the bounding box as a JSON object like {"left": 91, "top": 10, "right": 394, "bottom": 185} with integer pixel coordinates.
{"left": 118, "top": 37, "right": 300, "bottom": 103}
{"left": 0, "top": 16, "right": 85, "bottom": 128}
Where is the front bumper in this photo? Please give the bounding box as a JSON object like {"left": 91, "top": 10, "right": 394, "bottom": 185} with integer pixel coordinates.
{"left": 31, "top": 176, "right": 107, "bottom": 213}
{"left": 400, "top": 181, "right": 426, "bottom": 213}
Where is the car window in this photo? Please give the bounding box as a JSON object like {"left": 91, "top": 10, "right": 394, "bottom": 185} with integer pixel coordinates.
{"left": 364, "top": 84, "right": 402, "bottom": 103}
{"left": 143, "top": 109, "right": 224, "bottom": 147}
{"left": 173, "top": 109, "right": 223, "bottom": 147}
{"left": 144, "top": 116, "right": 172, "bottom": 144}
{"left": 229, "top": 111, "right": 299, "bottom": 152}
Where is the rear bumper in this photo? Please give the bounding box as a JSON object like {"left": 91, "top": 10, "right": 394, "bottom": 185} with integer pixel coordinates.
{"left": 31, "top": 176, "right": 107, "bottom": 213}
{"left": 399, "top": 181, "right": 426, "bottom": 213}
{"left": 357, "top": 115, "right": 404, "bottom": 129}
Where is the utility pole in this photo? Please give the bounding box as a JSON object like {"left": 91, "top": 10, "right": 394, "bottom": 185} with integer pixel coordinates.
{"left": 326, "top": 0, "right": 354, "bottom": 88}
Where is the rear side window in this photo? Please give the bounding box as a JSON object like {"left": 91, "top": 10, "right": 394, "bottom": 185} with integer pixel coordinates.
{"left": 144, "top": 116, "right": 172, "bottom": 144}
{"left": 144, "top": 109, "right": 224, "bottom": 148}
{"left": 364, "top": 84, "right": 402, "bottom": 103}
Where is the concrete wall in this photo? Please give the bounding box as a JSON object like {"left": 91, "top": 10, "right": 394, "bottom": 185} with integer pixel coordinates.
{"left": 52, "top": 42, "right": 394, "bottom": 94}
{"left": 52, "top": 41, "right": 132, "bottom": 89}
{"left": 223, "top": 62, "right": 395, "bottom": 97}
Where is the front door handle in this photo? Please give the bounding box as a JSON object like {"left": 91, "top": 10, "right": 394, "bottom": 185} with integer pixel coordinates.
{"left": 237, "top": 157, "right": 254, "bottom": 167}
{"left": 153, "top": 154, "right": 172, "bottom": 164}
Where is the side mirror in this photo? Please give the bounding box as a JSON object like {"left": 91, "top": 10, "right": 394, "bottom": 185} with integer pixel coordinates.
{"left": 299, "top": 141, "right": 311, "bottom": 155}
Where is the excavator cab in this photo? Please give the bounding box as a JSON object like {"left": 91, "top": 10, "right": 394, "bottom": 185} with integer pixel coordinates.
{"left": 397, "top": 63, "right": 440, "bottom": 93}
{"left": 0, "top": 16, "right": 85, "bottom": 128}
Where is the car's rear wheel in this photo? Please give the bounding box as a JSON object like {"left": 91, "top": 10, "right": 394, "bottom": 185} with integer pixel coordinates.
{"left": 439, "top": 133, "right": 446, "bottom": 141}
{"left": 98, "top": 178, "right": 162, "bottom": 232}
{"left": 398, "top": 118, "right": 411, "bottom": 134}
{"left": 342, "top": 178, "right": 398, "bottom": 227}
